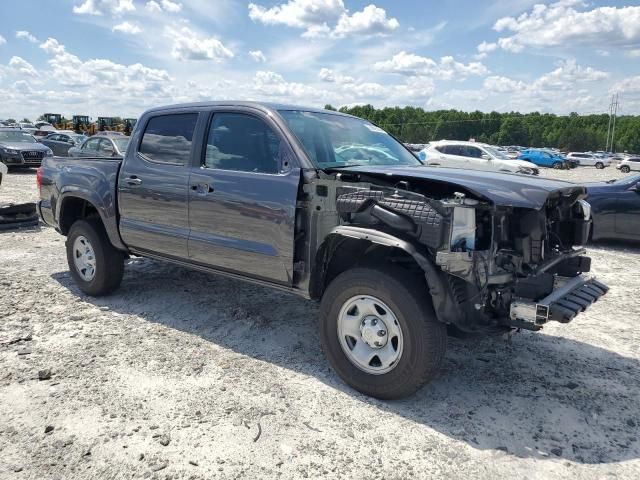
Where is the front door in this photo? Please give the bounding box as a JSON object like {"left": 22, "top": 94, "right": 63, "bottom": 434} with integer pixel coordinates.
{"left": 118, "top": 112, "right": 199, "bottom": 259}
{"left": 187, "top": 110, "right": 300, "bottom": 285}
{"left": 615, "top": 186, "right": 640, "bottom": 239}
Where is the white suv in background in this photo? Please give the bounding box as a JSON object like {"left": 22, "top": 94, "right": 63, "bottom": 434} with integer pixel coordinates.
{"left": 617, "top": 157, "right": 640, "bottom": 173}
{"left": 566, "top": 152, "right": 611, "bottom": 169}
{"left": 418, "top": 140, "right": 539, "bottom": 175}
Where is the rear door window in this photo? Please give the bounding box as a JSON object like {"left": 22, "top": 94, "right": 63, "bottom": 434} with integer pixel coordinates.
{"left": 83, "top": 138, "right": 100, "bottom": 151}
{"left": 139, "top": 113, "right": 198, "bottom": 165}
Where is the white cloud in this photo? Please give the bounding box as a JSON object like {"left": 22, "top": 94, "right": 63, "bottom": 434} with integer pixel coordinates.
{"left": 38, "top": 37, "right": 171, "bottom": 90}
{"left": 532, "top": 59, "right": 608, "bottom": 90}
{"left": 611, "top": 76, "right": 640, "bottom": 95}
{"left": 73, "top": 0, "right": 101, "bottom": 15}
{"left": 16, "top": 31, "right": 38, "bottom": 43}
{"left": 0, "top": 35, "right": 5, "bottom": 46}
{"left": 145, "top": 1, "right": 162, "bottom": 13}
{"left": 73, "top": 0, "right": 135, "bottom": 16}
{"left": 249, "top": 0, "right": 398, "bottom": 38}
{"left": 483, "top": 59, "right": 609, "bottom": 101}
{"left": 483, "top": 75, "right": 525, "bottom": 93}
{"left": 374, "top": 51, "right": 488, "bottom": 80}
{"left": 249, "top": 0, "right": 344, "bottom": 29}
{"left": 164, "top": 26, "right": 234, "bottom": 61}
{"left": 333, "top": 4, "right": 399, "bottom": 37}
{"left": 9, "top": 57, "right": 39, "bottom": 77}
{"left": 494, "top": 1, "right": 640, "bottom": 52}
{"left": 626, "top": 49, "right": 640, "bottom": 58}
{"left": 318, "top": 67, "right": 354, "bottom": 84}
{"left": 112, "top": 21, "right": 142, "bottom": 34}
{"left": 475, "top": 40, "right": 497, "bottom": 59}
{"left": 249, "top": 50, "right": 267, "bottom": 62}
{"left": 161, "top": 0, "right": 182, "bottom": 13}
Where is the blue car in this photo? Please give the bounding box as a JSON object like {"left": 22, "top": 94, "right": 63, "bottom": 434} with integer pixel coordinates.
{"left": 518, "top": 149, "right": 569, "bottom": 169}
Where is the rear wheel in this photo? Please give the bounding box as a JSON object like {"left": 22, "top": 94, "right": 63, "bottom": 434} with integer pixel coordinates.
{"left": 66, "top": 217, "right": 124, "bottom": 296}
{"left": 595, "top": 162, "right": 604, "bottom": 169}
{"left": 621, "top": 165, "right": 631, "bottom": 173}
{"left": 319, "top": 267, "right": 446, "bottom": 399}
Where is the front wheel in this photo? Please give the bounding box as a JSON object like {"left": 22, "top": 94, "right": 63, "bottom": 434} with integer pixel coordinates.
{"left": 595, "top": 162, "right": 604, "bottom": 169}
{"left": 319, "top": 267, "right": 447, "bottom": 399}
{"left": 552, "top": 161, "right": 563, "bottom": 169}
{"left": 66, "top": 217, "right": 124, "bottom": 296}
{"left": 621, "top": 165, "right": 631, "bottom": 173}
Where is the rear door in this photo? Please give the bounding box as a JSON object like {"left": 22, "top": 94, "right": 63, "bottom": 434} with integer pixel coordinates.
{"left": 460, "top": 145, "right": 487, "bottom": 171}
{"left": 118, "top": 111, "right": 200, "bottom": 259}
{"left": 438, "top": 145, "right": 468, "bottom": 168}
{"left": 615, "top": 183, "right": 640, "bottom": 239}
{"left": 78, "top": 138, "right": 101, "bottom": 157}
{"left": 187, "top": 109, "right": 300, "bottom": 285}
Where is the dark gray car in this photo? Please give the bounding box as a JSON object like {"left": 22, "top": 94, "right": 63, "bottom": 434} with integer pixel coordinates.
{"left": 37, "top": 101, "right": 608, "bottom": 400}
{"left": 68, "top": 135, "right": 130, "bottom": 158}
{"left": 0, "top": 128, "right": 53, "bottom": 168}
{"left": 40, "top": 133, "right": 88, "bottom": 156}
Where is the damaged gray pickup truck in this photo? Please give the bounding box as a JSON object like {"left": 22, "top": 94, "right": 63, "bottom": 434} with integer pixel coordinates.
{"left": 38, "top": 102, "right": 608, "bottom": 399}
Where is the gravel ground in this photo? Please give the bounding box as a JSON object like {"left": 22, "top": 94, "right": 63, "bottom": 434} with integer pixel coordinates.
{"left": 1, "top": 166, "right": 639, "bottom": 480}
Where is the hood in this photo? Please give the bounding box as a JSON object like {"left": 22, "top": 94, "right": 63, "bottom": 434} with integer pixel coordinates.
{"left": 330, "top": 165, "right": 584, "bottom": 210}
{"left": 0, "top": 141, "right": 50, "bottom": 151}
{"left": 508, "top": 159, "right": 538, "bottom": 169}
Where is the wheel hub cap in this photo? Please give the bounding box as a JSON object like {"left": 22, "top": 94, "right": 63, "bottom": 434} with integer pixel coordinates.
{"left": 337, "top": 295, "right": 404, "bottom": 375}
{"left": 360, "top": 316, "right": 388, "bottom": 348}
{"left": 73, "top": 235, "right": 96, "bottom": 282}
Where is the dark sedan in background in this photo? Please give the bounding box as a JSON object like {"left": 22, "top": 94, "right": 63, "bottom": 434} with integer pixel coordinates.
{"left": 39, "top": 132, "right": 88, "bottom": 156}
{"left": 588, "top": 174, "right": 640, "bottom": 243}
{"left": 0, "top": 128, "right": 53, "bottom": 168}
{"left": 68, "top": 134, "right": 130, "bottom": 158}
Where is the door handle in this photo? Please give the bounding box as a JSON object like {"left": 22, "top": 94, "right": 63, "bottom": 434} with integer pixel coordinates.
{"left": 126, "top": 176, "right": 142, "bottom": 186}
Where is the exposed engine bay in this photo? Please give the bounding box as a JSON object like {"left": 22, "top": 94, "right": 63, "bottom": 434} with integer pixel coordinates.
{"left": 303, "top": 168, "right": 608, "bottom": 333}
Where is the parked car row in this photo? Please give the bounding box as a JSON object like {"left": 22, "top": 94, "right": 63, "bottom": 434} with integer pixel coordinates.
{"left": 0, "top": 127, "right": 54, "bottom": 168}
{"left": 0, "top": 126, "right": 130, "bottom": 169}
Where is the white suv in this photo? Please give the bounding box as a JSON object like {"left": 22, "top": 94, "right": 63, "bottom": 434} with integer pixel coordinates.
{"left": 419, "top": 141, "right": 539, "bottom": 175}
{"left": 617, "top": 157, "right": 640, "bottom": 173}
{"left": 566, "top": 152, "right": 611, "bottom": 169}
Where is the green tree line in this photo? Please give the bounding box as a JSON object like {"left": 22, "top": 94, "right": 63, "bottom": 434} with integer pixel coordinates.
{"left": 325, "top": 105, "right": 640, "bottom": 153}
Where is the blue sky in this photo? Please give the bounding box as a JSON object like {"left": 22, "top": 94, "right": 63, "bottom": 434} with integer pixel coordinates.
{"left": 1, "top": 0, "right": 639, "bottom": 119}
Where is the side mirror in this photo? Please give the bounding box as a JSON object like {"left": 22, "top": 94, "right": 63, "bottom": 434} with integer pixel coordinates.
{"left": 481, "top": 154, "right": 491, "bottom": 160}
{"left": 633, "top": 182, "right": 640, "bottom": 193}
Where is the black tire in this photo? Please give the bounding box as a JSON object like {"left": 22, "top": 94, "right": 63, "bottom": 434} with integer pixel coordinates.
{"left": 552, "top": 161, "right": 563, "bottom": 169}
{"left": 595, "top": 162, "right": 604, "bottom": 169}
{"left": 66, "top": 217, "right": 124, "bottom": 296}
{"left": 621, "top": 165, "right": 630, "bottom": 173}
{"left": 319, "top": 267, "right": 447, "bottom": 399}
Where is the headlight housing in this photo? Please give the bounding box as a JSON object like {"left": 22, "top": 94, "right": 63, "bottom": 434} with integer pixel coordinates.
{"left": 44, "top": 149, "right": 53, "bottom": 157}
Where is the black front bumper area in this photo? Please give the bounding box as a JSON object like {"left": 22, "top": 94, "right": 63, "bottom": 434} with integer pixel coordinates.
{"left": 507, "top": 276, "right": 609, "bottom": 330}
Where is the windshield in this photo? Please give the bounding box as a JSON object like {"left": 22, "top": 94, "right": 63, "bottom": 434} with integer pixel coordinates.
{"left": 71, "top": 134, "right": 87, "bottom": 143}
{"left": 483, "top": 145, "right": 511, "bottom": 160}
{"left": 278, "top": 110, "right": 421, "bottom": 169}
{"left": 113, "top": 138, "right": 130, "bottom": 151}
{"left": 0, "top": 131, "right": 37, "bottom": 143}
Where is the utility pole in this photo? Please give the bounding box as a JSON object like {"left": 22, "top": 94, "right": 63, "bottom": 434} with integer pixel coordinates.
{"left": 611, "top": 93, "right": 619, "bottom": 153}
{"left": 605, "top": 94, "right": 614, "bottom": 152}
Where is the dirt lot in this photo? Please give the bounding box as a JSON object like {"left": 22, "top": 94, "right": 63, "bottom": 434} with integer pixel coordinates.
{"left": 1, "top": 166, "right": 639, "bottom": 480}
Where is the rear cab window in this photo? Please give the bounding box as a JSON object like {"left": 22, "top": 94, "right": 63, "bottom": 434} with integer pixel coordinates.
{"left": 139, "top": 113, "right": 198, "bottom": 165}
